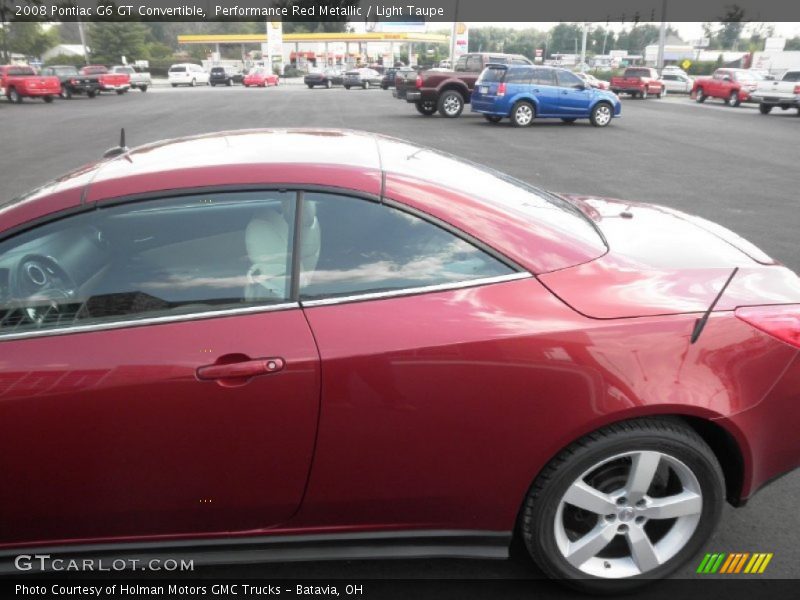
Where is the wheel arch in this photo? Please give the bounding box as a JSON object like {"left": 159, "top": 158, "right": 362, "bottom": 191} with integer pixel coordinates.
{"left": 437, "top": 81, "right": 469, "bottom": 100}
{"left": 510, "top": 411, "right": 749, "bottom": 547}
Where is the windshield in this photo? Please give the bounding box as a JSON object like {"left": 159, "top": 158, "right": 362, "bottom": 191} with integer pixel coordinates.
{"left": 54, "top": 67, "right": 78, "bottom": 76}
{"left": 169, "top": 66, "right": 186, "bottom": 73}
{"left": 624, "top": 68, "right": 651, "bottom": 78}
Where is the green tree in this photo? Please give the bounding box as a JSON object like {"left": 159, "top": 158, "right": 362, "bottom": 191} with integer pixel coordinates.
{"left": 88, "top": 21, "right": 148, "bottom": 64}
{"left": 718, "top": 5, "right": 746, "bottom": 50}
{"left": 2, "top": 21, "right": 56, "bottom": 59}
{"left": 785, "top": 37, "right": 800, "bottom": 51}
{"left": 548, "top": 23, "right": 582, "bottom": 55}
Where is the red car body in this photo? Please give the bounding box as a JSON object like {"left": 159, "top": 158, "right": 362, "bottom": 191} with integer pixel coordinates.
{"left": 610, "top": 67, "right": 665, "bottom": 98}
{"left": 80, "top": 65, "right": 131, "bottom": 93}
{"left": 243, "top": 69, "right": 279, "bottom": 87}
{"left": 692, "top": 69, "right": 763, "bottom": 105}
{"left": 0, "top": 65, "right": 60, "bottom": 102}
{"left": 0, "top": 130, "right": 799, "bottom": 573}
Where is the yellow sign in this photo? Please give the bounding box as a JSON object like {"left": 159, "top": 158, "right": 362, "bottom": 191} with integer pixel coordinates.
{"left": 681, "top": 59, "right": 692, "bottom": 71}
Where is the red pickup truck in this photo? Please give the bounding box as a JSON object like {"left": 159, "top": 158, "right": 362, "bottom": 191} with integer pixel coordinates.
{"left": 692, "top": 68, "right": 764, "bottom": 107}
{"left": 80, "top": 65, "right": 131, "bottom": 94}
{"left": 0, "top": 65, "right": 61, "bottom": 103}
{"left": 394, "top": 52, "right": 532, "bottom": 118}
{"left": 610, "top": 67, "right": 665, "bottom": 99}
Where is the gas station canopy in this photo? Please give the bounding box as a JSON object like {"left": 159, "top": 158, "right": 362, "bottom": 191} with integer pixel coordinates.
{"left": 177, "top": 32, "right": 449, "bottom": 45}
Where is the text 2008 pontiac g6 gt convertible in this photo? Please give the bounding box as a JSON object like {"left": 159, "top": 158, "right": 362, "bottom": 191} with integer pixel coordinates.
{"left": 1, "top": 130, "right": 799, "bottom": 590}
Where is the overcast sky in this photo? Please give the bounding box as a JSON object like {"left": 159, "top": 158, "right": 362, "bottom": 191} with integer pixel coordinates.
{"left": 467, "top": 22, "right": 800, "bottom": 41}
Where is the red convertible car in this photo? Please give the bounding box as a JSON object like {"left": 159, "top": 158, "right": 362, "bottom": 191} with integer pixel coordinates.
{"left": 243, "top": 68, "right": 279, "bottom": 87}
{"left": 0, "top": 130, "right": 799, "bottom": 589}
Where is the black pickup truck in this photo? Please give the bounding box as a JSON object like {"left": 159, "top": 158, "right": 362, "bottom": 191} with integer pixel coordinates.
{"left": 394, "top": 53, "right": 532, "bottom": 117}
{"left": 40, "top": 65, "right": 99, "bottom": 99}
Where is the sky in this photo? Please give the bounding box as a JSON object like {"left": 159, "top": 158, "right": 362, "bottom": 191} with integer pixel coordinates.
{"left": 467, "top": 22, "right": 800, "bottom": 42}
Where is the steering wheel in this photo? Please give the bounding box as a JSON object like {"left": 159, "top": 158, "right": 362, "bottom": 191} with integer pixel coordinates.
{"left": 12, "top": 254, "right": 78, "bottom": 326}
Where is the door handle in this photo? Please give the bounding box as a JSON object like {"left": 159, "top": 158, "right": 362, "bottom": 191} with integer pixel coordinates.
{"left": 197, "top": 357, "right": 285, "bottom": 381}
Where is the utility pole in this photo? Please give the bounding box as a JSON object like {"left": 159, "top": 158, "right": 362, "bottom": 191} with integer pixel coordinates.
{"left": 657, "top": 0, "right": 667, "bottom": 72}
{"left": 449, "top": 0, "right": 460, "bottom": 65}
{"left": 580, "top": 23, "right": 588, "bottom": 71}
{"left": 77, "top": 18, "right": 89, "bottom": 64}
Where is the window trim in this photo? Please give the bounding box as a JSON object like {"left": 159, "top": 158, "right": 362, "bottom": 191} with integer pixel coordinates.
{"left": 0, "top": 184, "right": 531, "bottom": 339}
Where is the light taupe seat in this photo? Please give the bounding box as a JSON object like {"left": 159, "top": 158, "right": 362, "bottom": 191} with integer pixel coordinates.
{"left": 244, "top": 199, "right": 320, "bottom": 300}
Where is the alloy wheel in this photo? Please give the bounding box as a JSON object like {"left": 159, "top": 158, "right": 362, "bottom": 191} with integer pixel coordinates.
{"left": 593, "top": 104, "right": 612, "bottom": 126}
{"left": 554, "top": 450, "right": 702, "bottom": 578}
{"left": 514, "top": 104, "right": 534, "bottom": 126}
{"left": 443, "top": 95, "right": 462, "bottom": 116}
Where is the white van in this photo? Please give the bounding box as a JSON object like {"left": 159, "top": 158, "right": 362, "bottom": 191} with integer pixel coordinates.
{"left": 168, "top": 63, "right": 209, "bottom": 87}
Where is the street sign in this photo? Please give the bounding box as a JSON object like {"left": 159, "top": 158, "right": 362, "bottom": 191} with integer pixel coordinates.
{"left": 681, "top": 59, "right": 692, "bottom": 71}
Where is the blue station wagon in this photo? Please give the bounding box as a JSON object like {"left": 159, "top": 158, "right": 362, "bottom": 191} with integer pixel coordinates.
{"left": 471, "top": 65, "right": 622, "bottom": 127}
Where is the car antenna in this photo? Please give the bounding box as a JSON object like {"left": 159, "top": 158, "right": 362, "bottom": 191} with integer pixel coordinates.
{"left": 690, "top": 267, "right": 739, "bottom": 344}
{"left": 103, "top": 128, "right": 129, "bottom": 158}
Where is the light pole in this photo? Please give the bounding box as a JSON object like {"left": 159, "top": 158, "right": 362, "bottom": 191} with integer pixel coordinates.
{"left": 580, "top": 22, "right": 589, "bottom": 71}
{"left": 657, "top": 0, "right": 667, "bottom": 72}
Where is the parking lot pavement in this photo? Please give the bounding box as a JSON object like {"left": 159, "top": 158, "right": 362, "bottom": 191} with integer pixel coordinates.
{"left": 1, "top": 86, "right": 798, "bottom": 580}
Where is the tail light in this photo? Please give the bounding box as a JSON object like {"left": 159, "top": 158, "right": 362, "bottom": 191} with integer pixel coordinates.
{"left": 735, "top": 305, "right": 800, "bottom": 349}
{"left": 497, "top": 82, "right": 507, "bottom": 97}
{"left": 793, "top": 85, "right": 800, "bottom": 95}
{"left": 415, "top": 74, "right": 422, "bottom": 89}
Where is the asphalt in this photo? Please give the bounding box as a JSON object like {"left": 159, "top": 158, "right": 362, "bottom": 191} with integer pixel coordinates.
{"left": 0, "top": 84, "right": 798, "bottom": 582}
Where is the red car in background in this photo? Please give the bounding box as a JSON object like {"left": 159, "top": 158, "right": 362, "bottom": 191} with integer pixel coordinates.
{"left": 692, "top": 68, "right": 764, "bottom": 106}
{"left": 243, "top": 68, "right": 279, "bottom": 87}
{"left": 0, "top": 65, "right": 60, "bottom": 103}
{"left": 0, "top": 130, "right": 799, "bottom": 590}
{"left": 79, "top": 65, "right": 131, "bottom": 94}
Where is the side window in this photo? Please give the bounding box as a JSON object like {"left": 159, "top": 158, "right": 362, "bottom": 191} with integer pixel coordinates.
{"left": 556, "top": 70, "right": 583, "bottom": 88}
{"left": 532, "top": 68, "right": 556, "bottom": 86}
{"left": 505, "top": 68, "right": 533, "bottom": 84}
{"left": 466, "top": 55, "right": 485, "bottom": 72}
{"left": 298, "top": 193, "right": 515, "bottom": 301}
{"left": 454, "top": 56, "right": 468, "bottom": 72}
{"left": 662, "top": 74, "right": 677, "bottom": 81}
{"left": 0, "top": 192, "right": 296, "bottom": 337}
{"left": 511, "top": 58, "right": 529, "bottom": 65}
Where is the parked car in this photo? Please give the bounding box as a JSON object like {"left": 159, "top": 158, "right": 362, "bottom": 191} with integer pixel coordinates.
{"left": 692, "top": 69, "right": 764, "bottom": 106}
{"left": 751, "top": 69, "right": 800, "bottom": 114}
{"left": 80, "top": 65, "right": 130, "bottom": 94}
{"left": 575, "top": 72, "right": 609, "bottom": 90}
{"left": 243, "top": 68, "right": 279, "bottom": 87}
{"left": 343, "top": 68, "right": 382, "bottom": 90}
{"left": 111, "top": 65, "right": 150, "bottom": 92}
{"left": 168, "top": 63, "right": 209, "bottom": 87}
{"left": 0, "top": 64, "right": 60, "bottom": 103}
{"left": 394, "top": 52, "right": 532, "bottom": 118}
{"left": 662, "top": 65, "right": 690, "bottom": 77}
{"left": 39, "top": 65, "right": 98, "bottom": 99}
{"left": 471, "top": 65, "right": 621, "bottom": 127}
{"left": 610, "top": 67, "right": 665, "bottom": 98}
{"left": 1, "top": 129, "right": 800, "bottom": 591}
{"left": 661, "top": 72, "right": 694, "bottom": 94}
{"left": 209, "top": 66, "right": 244, "bottom": 87}
{"left": 381, "top": 67, "right": 413, "bottom": 89}
{"left": 303, "top": 68, "right": 343, "bottom": 89}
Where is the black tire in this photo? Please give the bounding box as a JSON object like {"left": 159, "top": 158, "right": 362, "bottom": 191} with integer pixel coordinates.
{"left": 61, "top": 87, "right": 72, "bottom": 100}
{"left": 87, "top": 90, "right": 96, "bottom": 98}
{"left": 510, "top": 100, "right": 535, "bottom": 127}
{"left": 116, "top": 89, "right": 125, "bottom": 95}
{"left": 140, "top": 85, "right": 148, "bottom": 92}
{"left": 190, "top": 79, "right": 196, "bottom": 87}
{"left": 381, "top": 84, "right": 388, "bottom": 90}
{"left": 43, "top": 95, "right": 54, "bottom": 103}
{"left": 759, "top": 103, "right": 772, "bottom": 115}
{"left": 171, "top": 84, "right": 177, "bottom": 88}
{"left": 641, "top": 87, "right": 649, "bottom": 100}
{"left": 590, "top": 102, "right": 614, "bottom": 127}
{"left": 483, "top": 114, "right": 503, "bottom": 123}
{"left": 438, "top": 89, "right": 465, "bottom": 118}
{"left": 415, "top": 100, "right": 437, "bottom": 116}
{"left": 695, "top": 88, "right": 705, "bottom": 103}
{"left": 521, "top": 418, "right": 725, "bottom": 592}
{"left": 344, "top": 85, "right": 350, "bottom": 90}
{"left": 728, "top": 90, "right": 741, "bottom": 107}
{"left": 226, "top": 80, "right": 232, "bottom": 87}
{"left": 307, "top": 84, "right": 314, "bottom": 89}
{"left": 8, "top": 88, "right": 22, "bottom": 103}
{"left": 363, "top": 81, "right": 370, "bottom": 90}
{"left": 561, "top": 117, "right": 577, "bottom": 124}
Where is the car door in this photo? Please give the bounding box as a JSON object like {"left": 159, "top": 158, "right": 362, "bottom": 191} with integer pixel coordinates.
{"left": 291, "top": 190, "right": 558, "bottom": 524}
{"left": 530, "top": 68, "right": 560, "bottom": 115}
{"left": 555, "top": 69, "right": 593, "bottom": 115}
{"left": 0, "top": 190, "right": 320, "bottom": 546}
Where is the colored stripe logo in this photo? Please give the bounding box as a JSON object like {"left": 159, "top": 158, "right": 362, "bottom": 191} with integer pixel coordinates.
{"left": 697, "top": 552, "right": 773, "bottom": 574}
